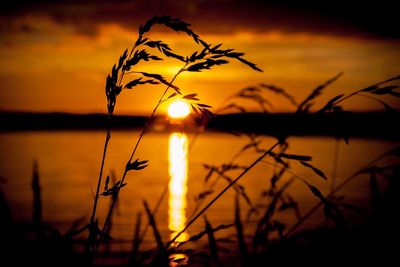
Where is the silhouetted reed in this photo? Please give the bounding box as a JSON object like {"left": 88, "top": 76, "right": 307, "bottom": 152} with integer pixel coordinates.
{"left": 86, "top": 15, "right": 261, "bottom": 265}
{"left": 164, "top": 73, "right": 399, "bottom": 265}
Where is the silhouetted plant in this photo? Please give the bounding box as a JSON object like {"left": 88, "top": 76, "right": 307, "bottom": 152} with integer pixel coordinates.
{"left": 165, "top": 74, "right": 399, "bottom": 265}
{"left": 86, "top": 15, "right": 262, "bottom": 264}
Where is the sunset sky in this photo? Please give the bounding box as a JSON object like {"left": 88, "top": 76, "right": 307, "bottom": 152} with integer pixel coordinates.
{"left": 1, "top": 0, "right": 399, "bottom": 115}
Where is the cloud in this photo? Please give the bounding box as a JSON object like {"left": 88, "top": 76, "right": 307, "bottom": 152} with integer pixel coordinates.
{"left": 1, "top": 0, "right": 399, "bottom": 39}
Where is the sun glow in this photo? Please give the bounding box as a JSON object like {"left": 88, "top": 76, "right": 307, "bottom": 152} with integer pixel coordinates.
{"left": 167, "top": 100, "right": 191, "bottom": 119}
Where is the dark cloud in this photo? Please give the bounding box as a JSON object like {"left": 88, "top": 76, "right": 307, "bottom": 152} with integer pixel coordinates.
{"left": 2, "top": 0, "right": 399, "bottom": 39}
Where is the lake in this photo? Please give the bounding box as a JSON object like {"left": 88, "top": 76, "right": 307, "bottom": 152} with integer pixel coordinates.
{"left": 0, "top": 130, "right": 398, "bottom": 257}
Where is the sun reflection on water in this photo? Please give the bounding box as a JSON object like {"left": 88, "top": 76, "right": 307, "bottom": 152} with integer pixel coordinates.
{"left": 168, "top": 132, "right": 189, "bottom": 244}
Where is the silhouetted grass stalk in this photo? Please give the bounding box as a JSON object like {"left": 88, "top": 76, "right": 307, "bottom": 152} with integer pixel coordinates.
{"left": 167, "top": 74, "right": 399, "bottom": 257}
{"left": 167, "top": 141, "right": 281, "bottom": 248}
{"left": 333, "top": 75, "right": 399, "bottom": 106}
{"left": 261, "top": 160, "right": 315, "bottom": 184}
{"left": 284, "top": 148, "right": 395, "bottom": 238}
{"left": 188, "top": 144, "right": 249, "bottom": 221}
{"left": 331, "top": 139, "right": 340, "bottom": 192}
{"left": 89, "top": 126, "right": 110, "bottom": 224}
{"left": 168, "top": 74, "right": 343, "bottom": 247}
{"left": 88, "top": 39, "right": 143, "bottom": 254}
{"left": 91, "top": 65, "right": 187, "bottom": 260}
{"left": 88, "top": 15, "right": 263, "bottom": 260}
{"left": 90, "top": 39, "right": 142, "bottom": 222}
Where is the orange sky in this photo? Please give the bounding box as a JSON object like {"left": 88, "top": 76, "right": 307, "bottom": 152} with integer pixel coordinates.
{"left": 1, "top": 1, "right": 399, "bottom": 115}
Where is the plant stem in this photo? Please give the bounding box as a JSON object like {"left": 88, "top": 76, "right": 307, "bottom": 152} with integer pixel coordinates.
{"left": 91, "top": 64, "right": 187, "bottom": 260}
{"left": 260, "top": 160, "right": 308, "bottom": 184}
{"left": 188, "top": 145, "right": 246, "bottom": 221}
{"left": 167, "top": 141, "right": 281, "bottom": 248}
{"left": 284, "top": 150, "right": 389, "bottom": 238}
{"left": 331, "top": 138, "right": 340, "bottom": 192}
{"left": 87, "top": 42, "right": 141, "bottom": 261}
{"left": 89, "top": 39, "right": 141, "bottom": 226}
{"left": 137, "top": 180, "right": 169, "bottom": 243}
{"left": 135, "top": 93, "right": 254, "bottom": 249}
{"left": 85, "top": 118, "right": 111, "bottom": 264}
{"left": 126, "top": 65, "right": 187, "bottom": 166}
{"left": 89, "top": 123, "right": 111, "bottom": 225}
{"left": 334, "top": 75, "right": 398, "bottom": 106}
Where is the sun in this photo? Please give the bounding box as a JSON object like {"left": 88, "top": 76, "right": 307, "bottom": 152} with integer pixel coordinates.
{"left": 168, "top": 100, "right": 191, "bottom": 119}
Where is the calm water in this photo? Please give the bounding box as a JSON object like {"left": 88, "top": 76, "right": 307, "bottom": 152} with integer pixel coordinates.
{"left": 0, "top": 130, "right": 398, "bottom": 253}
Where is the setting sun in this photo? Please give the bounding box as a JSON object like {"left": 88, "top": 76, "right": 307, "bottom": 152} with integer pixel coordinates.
{"left": 167, "top": 100, "right": 191, "bottom": 119}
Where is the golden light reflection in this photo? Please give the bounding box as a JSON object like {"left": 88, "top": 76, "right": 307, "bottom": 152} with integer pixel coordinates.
{"left": 168, "top": 132, "right": 189, "bottom": 243}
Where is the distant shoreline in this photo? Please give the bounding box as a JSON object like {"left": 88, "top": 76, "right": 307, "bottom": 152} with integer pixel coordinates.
{"left": 1, "top": 111, "right": 399, "bottom": 139}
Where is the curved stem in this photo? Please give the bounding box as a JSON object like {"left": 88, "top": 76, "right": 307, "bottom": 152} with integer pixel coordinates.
{"left": 89, "top": 123, "right": 111, "bottom": 225}
{"left": 135, "top": 178, "right": 169, "bottom": 246}
{"left": 166, "top": 141, "right": 281, "bottom": 248}
{"left": 91, "top": 64, "right": 187, "bottom": 260}
{"left": 87, "top": 42, "right": 143, "bottom": 264}
{"left": 284, "top": 150, "right": 390, "bottom": 238}
{"left": 89, "top": 40, "right": 140, "bottom": 229}
{"left": 283, "top": 77, "right": 399, "bottom": 238}
{"left": 357, "top": 93, "right": 382, "bottom": 103}
{"left": 127, "top": 67, "right": 186, "bottom": 165}
{"left": 333, "top": 75, "right": 398, "bottom": 107}
{"left": 187, "top": 144, "right": 248, "bottom": 221}
{"left": 134, "top": 97, "right": 231, "bottom": 249}
{"left": 331, "top": 139, "right": 340, "bottom": 192}
{"left": 261, "top": 160, "right": 307, "bottom": 184}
